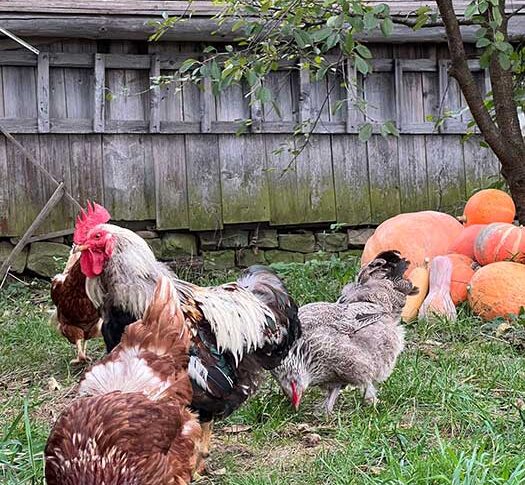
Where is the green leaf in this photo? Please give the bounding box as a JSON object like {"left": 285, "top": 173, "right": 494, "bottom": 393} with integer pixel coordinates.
{"left": 464, "top": 2, "right": 479, "bottom": 19}
{"left": 257, "top": 86, "right": 272, "bottom": 104}
{"left": 355, "top": 44, "right": 372, "bottom": 59}
{"left": 325, "top": 32, "right": 339, "bottom": 50}
{"left": 343, "top": 34, "right": 354, "bottom": 56}
{"left": 312, "top": 28, "right": 332, "bottom": 42}
{"left": 380, "top": 18, "right": 394, "bottom": 37}
{"left": 494, "top": 31, "right": 505, "bottom": 42}
{"left": 358, "top": 122, "right": 373, "bottom": 142}
{"left": 210, "top": 60, "right": 221, "bottom": 81}
{"left": 363, "top": 12, "right": 378, "bottom": 31}
{"left": 480, "top": 140, "right": 489, "bottom": 148}
{"left": 475, "top": 27, "right": 487, "bottom": 39}
{"left": 493, "top": 6, "right": 503, "bottom": 25}
{"left": 180, "top": 58, "right": 198, "bottom": 73}
{"left": 383, "top": 120, "right": 400, "bottom": 137}
{"left": 354, "top": 56, "right": 369, "bottom": 75}
{"left": 294, "top": 29, "right": 312, "bottom": 49}
{"left": 476, "top": 37, "right": 491, "bottom": 48}
{"left": 498, "top": 51, "right": 511, "bottom": 70}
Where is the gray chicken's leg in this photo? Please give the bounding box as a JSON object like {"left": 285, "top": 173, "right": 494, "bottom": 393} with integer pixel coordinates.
{"left": 322, "top": 385, "right": 342, "bottom": 414}
{"left": 363, "top": 382, "right": 379, "bottom": 405}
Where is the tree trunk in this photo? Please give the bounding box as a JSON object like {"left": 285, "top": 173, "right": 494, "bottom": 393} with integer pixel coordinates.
{"left": 502, "top": 155, "right": 525, "bottom": 222}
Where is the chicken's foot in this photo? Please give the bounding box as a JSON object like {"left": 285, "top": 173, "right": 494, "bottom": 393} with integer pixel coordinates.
{"left": 362, "top": 383, "right": 379, "bottom": 406}
{"left": 70, "top": 339, "right": 89, "bottom": 365}
{"left": 195, "top": 421, "right": 213, "bottom": 475}
{"left": 322, "top": 385, "right": 342, "bottom": 414}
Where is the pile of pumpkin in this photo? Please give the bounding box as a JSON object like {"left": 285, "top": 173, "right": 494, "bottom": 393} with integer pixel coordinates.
{"left": 361, "top": 189, "right": 525, "bottom": 322}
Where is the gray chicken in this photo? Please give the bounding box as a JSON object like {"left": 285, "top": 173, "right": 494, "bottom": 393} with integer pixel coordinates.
{"left": 272, "top": 250, "right": 417, "bottom": 414}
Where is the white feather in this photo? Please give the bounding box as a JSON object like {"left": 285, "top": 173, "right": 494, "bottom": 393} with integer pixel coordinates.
{"left": 79, "top": 346, "right": 170, "bottom": 401}
{"left": 188, "top": 356, "right": 209, "bottom": 391}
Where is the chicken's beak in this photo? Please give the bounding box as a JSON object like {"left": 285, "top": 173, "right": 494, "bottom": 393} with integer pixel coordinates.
{"left": 73, "top": 244, "right": 88, "bottom": 253}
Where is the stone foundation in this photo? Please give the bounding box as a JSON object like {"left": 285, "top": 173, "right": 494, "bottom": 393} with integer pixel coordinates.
{"left": 1, "top": 224, "right": 374, "bottom": 278}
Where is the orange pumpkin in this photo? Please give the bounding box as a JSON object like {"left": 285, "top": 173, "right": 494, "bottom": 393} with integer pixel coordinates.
{"left": 474, "top": 222, "right": 525, "bottom": 265}
{"left": 362, "top": 211, "right": 463, "bottom": 273}
{"left": 449, "top": 224, "right": 486, "bottom": 260}
{"left": 468, "top": 261, "right": 525, "bottom": 320}
{"left": 445, "top": 253, "right": 476, "bottom": 305}
{"left": 460, "top": 189, "right": 515, "bottom": 226}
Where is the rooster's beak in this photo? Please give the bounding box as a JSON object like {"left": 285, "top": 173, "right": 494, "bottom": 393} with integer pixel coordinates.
{"left": 73, "top": 244, "right": 88, "bottom": 253}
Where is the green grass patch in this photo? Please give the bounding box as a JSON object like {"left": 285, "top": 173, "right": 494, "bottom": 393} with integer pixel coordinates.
{"left": 1, "top": 257, "right": 525, "bottom": 484}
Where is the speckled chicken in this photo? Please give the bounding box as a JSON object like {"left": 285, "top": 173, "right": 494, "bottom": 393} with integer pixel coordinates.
{"left": 272, "top": 250, "right": 417, "bottom": 413}
{"left": 45, "top": 276, "right": 201, "bottom": 484}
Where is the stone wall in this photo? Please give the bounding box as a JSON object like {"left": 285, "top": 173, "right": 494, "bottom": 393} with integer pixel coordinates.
{"left": 0, "top": 225, "right": 375, "bottom": 278}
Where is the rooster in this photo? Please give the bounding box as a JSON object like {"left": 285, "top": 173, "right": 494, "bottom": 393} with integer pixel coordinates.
{"left": 71, "top": 202, "right": 301, "bottom": 467}
{"left": 272, "top": 250, "right": 417, "bottom": 413}
{"left": 50, "top": 249, "right": 102, "bottom": 363}
{"left": 45, "top": 276, "right": 201, "bottom": 484}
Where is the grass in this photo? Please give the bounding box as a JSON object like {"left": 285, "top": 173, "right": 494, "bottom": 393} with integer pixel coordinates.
{"left": 1, "top": 257, "right": 525, "bottom": 484}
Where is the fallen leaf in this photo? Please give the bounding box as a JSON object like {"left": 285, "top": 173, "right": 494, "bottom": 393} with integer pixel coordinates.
{"left": 222, "top": 424, "right": 252, "bottom": 434}
{"left": 48, "top": 377, "right": 62, "bottom": 391}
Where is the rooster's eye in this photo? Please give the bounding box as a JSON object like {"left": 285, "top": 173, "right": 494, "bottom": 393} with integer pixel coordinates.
{"left": 94, "top": 233, "right": 101, "bottom": 239}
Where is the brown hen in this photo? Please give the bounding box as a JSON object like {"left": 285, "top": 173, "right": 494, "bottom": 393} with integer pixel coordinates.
{"left": 45, "top": 276, "right": 201, "bottom": 485}
{"left": 50, "top": 250, "right": 101, "bottom": 363}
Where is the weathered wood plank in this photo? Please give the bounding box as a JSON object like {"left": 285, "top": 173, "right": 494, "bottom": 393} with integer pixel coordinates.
{"left": 105, "top": 41, "right": 149, "bottom": 123}
{"left": 2, "top": 66, "right": 37, "bottom": 118}
{"left": 398, "top": 135, "right": 429, "bottom": 212}
{"left": 37, "top": 134, "right": 73, "bottom": 231}
{"left": 216, "top": 83, "right": 248, "bottom": 121}
{"left": 69, "top": 134, "right": 104, "bottom": 205}
{"left": 332, "top": 134, "right": 371, "bottom": 225}
{"left": 62, "top": 40, "right": 96, "bottom": 119}
{"left": 93, "top": 54, "right": 105, "bottom": 132}
{"left": 5, "top": 134, "right": 44, "bottom": 235}
{"left": 263, "top": 70, "right": 296, "bottom": 122}
{"left": 425, "top": 134, "right": 466, "bottom": 213}
{"left": 299, "top": 64, "right": 312, "bottom": 130}
{"left": 266, "top": 134, "right": 336, "bottom": 224}
{"left": 219, "top": 134, "right": 270, "bottom": 223}
{"left": 0, "top": 137, "right": 9, "bottom": 235}
{"left": 185, "top": 134, "right": 222, "bottom": 230}
{"left": 37, "top": 52, "right": 50, "bottom": 132}
{"left": 149, "top": 55, "right": 161, "bottom": 133}
{"left": 463, "top": 136, "right": 501, "bottom": 195}
{"left": 367, "top": 135, "right": 401, "bottom": 223}
{"left": 103, "top": 134, "right": 155, "bottom": 220}
{"left": 200, "top": 77, "right": 212, "bottom": 132}
{"left": 0, "top": 182, "right": 65, "bottom": 281}
{"left": 364, "top": 69, "right": 395, "bottom": 123}
{"left": 153, "top": 135, "right": 189, "bottom": 229}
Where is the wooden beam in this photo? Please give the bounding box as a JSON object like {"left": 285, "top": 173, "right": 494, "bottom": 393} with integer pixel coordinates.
{"left": 149, "top": 55, "right": 161, "bottom": 133}
{"left": 93, "top": 53, "right": 105, "bottom": 133}
{"left": 0, "top": 182, "right": 65, "bottom": 282}
{"left": 37, "top": 51, "right": 50, "bottom": 133}
{"left": 394, "top": 58, "right": 404, "bottom": 130}
{"left": 250, "top": 88, "right": 263, "bottom": 133}
{"left": 0, "top": 14, "right": 524, "bottom": 42}
{"left": 299, "top": 62, "right": 311, "bottom": 131}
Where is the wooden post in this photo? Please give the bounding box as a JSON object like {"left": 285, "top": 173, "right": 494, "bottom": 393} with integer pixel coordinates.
{"left": 250, "top": 88, "right": 263, "bottom": 133}
{"left": 149, "top": 54, "right": 161, "bottom": 133}
{"left": 438, "top": 59, "right": 449, "bottom": 133}
{"left": 0, "top": 182, "right": 65, "bottom": 282}
{"left": 94, "top": 53, "right": 106, "bottom": 133}
{"left": 299, "top": 61, "right": 312, "bottom": 132}
{"left": 394, "top": 58, "right": 404, "bottom": 132}
{"left": 346, "top": 60, "right": 361, "bottom": 133}
{"left": 37, "top": 51, "right": 50, "bottom": 133}
{"left": 200, "top": 77, "right": 212, "bottom": 133}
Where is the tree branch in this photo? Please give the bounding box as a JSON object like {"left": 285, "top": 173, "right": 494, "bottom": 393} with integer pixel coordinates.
{"left": 435, "top": 0, "right": 509, "bottom": 164}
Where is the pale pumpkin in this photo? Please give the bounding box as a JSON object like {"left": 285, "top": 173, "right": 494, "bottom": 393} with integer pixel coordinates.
{"left": 459, "top": 189, "right": 515, "bottom": 226}
{"left": 449, "top": 224, "right": 486, "bottom": 260}
{"left": 362, "top": 211, "right": 463, "bottom": 273}
{"left": 468, "top": 261, "right": 525, "bottom": 320}
{"left": 418, "top": 256, "right": 457, "bottom": 321}
{"left": 445, "top": 253, "right": 476, "bottom": 305}
{"left": 474, "top": 222, "right": 525, "bottom": 265}
{"left": 401, "top": 260, "right": 429, "bottom": 322}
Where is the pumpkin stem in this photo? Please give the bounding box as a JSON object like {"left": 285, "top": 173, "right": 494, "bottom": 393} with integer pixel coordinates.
{"left": 457, "top": 215, "right": 467, "bottom": 223}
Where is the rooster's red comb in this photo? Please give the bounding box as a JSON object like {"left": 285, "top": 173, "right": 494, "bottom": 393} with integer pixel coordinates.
{"left": 73, "top": 201, "right": 111, "bottom": 244}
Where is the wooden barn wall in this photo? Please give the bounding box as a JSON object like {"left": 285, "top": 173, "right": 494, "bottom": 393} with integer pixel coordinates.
{"left": 0, "top": 40, "right": 500, "bottom": 237}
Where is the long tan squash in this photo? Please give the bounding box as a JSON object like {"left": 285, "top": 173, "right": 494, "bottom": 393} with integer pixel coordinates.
{"left": 401, "top": 260, "right": 429, "bottom": 323}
